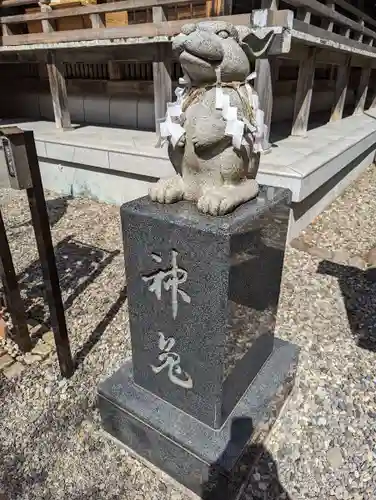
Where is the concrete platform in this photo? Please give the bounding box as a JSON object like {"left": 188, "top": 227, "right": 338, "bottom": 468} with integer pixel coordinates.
{"left": 1, "top": 109, "right": 375, "bottom": 240}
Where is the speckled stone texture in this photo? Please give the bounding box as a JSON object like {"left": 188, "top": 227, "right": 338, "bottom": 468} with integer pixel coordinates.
{"left": 99, "top": 339, "right": 298, "bottom": 498}
{"left": 99, "top": 187, "right": 298, "bottom": 497}
{"left": 118, "top": 187, "right": 291, "bottom": 428}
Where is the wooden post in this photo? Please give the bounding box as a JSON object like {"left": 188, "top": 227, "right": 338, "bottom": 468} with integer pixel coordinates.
{"left": 152, "top": 6, "right": 172, "bottom": 137}
{"left": 291, "top": 48, "right": 316, "bottom": 137}
{"left": 330, "top": 56, "right": 351, "bottom": 122}
{"left": 254, "top": 0, "right": 279, "bottom": 150}
{"left": 354, "top": 67, "right": 371, "bottom": 114}
{"left": 2, "top": 24, "right": 14, "bottom": 36}
{"left": 213, "top": 0, "right": 233, "bottom": 15}
{"left": 371, "top": 93, "right": 376, "bottom": 109}
{"left": 108, "top": 61, "right": 123, "bottom": 80}
{"left": 356, "top": 20, "right": 365, "bottom": 43}
{"left": 90, "top": 13, "right": 105, "bottom": 29}
{"left": 46, "top": 51, "right": 72, "bottom": 130}
{"left": 370, "top": 71, "right": 376, "bottom": 108}
{"left": 0, "top": 210, "right": 32, "bottom": 353}
{"left": 340, "top": 26, "right": 351, "bottom": 38}
{"left": 296, "top": 8, "right": 311, "bottom": 23}
{"left": 321, "top": 0, "right": 334, "bottom": 31}
{"left": 255, "top": 58, "right": 274, "bottom": 151}
{"left": 39, "top": 0, "right": 55, "bottom": 33}
{"left": 258, "top": 0, "right": 279, "bottom": 9}
{"left": 24, "top": 131, "right": 74, "bottom": 378}
{"left": 223, "top": 0, "right": 233, "bottom": 15}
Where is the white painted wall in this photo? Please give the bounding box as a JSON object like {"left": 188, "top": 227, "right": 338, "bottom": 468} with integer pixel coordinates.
{"left": 1, "top": 89, "right": 156, "bottom": 130}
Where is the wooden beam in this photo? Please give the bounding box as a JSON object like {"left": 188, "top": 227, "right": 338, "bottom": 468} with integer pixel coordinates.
{"left": 46, "top": 51, "right": 71, "bottom": 130}
{"left": 152, "top": 6, "right": 172, "bottom": 137}
{"left": 40, "top": 45, "right": 159, "bottom": 64}
{"left": 0, "top": 0, "right": 34, "bottom": 7}
{"left": 0, "top": 14, "right": 251, "bottom": 45}
{"left": 354, "top": 66, "right": 371, "bottom": 114}
{"left": 1, "top": 1, "right": 292, "bottom": 26}
{"left": 291, "top": 47, "right": 316, "bottom": 136}
{"left": 1, "top": 0, "right": 224, "bottom": 24}
{"left": 335, "top": 0, "right": 376, "bottom": 31}
{"left": 330, "top": 55, "right": 351, "bottom": 121}
{"left": 0, "top": 12, "right": 292, "bottom": 52}
{"left": 287, "top": 43, "right": 350, "bottom": 66}
{"left": 292, "top": 20, "right": 376, "bottom": 57}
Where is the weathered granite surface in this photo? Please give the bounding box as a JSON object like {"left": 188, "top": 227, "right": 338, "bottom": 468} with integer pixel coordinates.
{"left": 120, "top": 186, "right": 291, "bottom": 428}
{"left": 98, "top": 338, "right": 299, "bottom": 499}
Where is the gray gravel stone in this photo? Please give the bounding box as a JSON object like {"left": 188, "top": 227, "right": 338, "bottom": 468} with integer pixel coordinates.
{"left": 327, "top": 447, "right": 344, "bottom": 469}
{"left": 42, "top": 330, "right": 55, "bottom": 345}
{"left": 365, "top": 247, "right": 376, "bottom": 267}
{"left": 307, "top": 246, "right": 333, "bottom": 260}
{"left": 3, "top": 361, "right": 25, "bottom": 379}
{"left": 0, "top": 353, "right": 14, "bottom": 370}
{"left": 23, "top": 353, "right": 42, "bottom": 365}
{"left": 289, "top": 238, "right": 310, "bottom": 252}
{"left": 331, "top": 249, "right": 350, "bottom": 265}
{"left": 31, "top": 342, "right": 52, "bottom": 359}
{"left": 348, "top": 256, "right": 366, "bottom": 269}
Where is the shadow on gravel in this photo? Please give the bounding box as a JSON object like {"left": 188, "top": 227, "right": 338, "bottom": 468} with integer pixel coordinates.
{"left": 74, "top": 286, "right": 127, "bottom": 369}
{"left": 0, "top": 290, "right": 129, "bottom": 498}
{"left": 202, "top": 417, "right": 291, "bottom": 500}
{"left": 16, "top": 236, "right": 120, "bottom": 324}
{"left": 317, "top": 260, "right": 376, "bottom": 352}
{"left": 6, "top": 195, "right": 72, "bottom": 232}
{"left": 0, "top": 393, "right": 289, "bottom": 500}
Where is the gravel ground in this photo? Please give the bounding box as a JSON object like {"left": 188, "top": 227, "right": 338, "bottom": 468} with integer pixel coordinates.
{"left": 1, "top": 170, "right": 376, "bottom": 500}
{"left": 298, "top": 163, "right": 376, "bottom": 258}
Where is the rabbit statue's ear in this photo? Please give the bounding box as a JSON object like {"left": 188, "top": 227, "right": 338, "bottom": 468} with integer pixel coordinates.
{"left": 237, "top": 25, "right": 275, "bottom": 60}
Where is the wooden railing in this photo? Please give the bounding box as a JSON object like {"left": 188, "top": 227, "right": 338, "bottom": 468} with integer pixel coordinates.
{"left": 267, "top": 0, "right": 376, "bottom": 136}
{"left": 283, "top": 0, "right": 376, "bottom": 43}
{"left": 0, "top": 0, "right": 375, "bottom": 141}
{"left": 0, "top": 0, "right": 375, "bottom": 48}
{"left": 0, "top": 0, "right": 222, "bottom": 41}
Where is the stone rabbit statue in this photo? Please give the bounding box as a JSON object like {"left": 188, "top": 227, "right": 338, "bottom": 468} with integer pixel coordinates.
{"left": 150, "top": 20, "right": 274, "bottom": 216}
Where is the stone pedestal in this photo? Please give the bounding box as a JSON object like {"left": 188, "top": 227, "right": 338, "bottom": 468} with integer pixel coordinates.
{"left": 98, "top": 186, "right": 299, "bottom": 498}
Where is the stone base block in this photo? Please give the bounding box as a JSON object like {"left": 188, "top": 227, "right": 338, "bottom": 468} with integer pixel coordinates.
{"left": 98, "top": 338, "right": 299, "bottom": 499}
